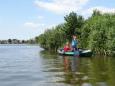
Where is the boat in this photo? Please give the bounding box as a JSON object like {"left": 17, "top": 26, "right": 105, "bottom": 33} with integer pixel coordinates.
{"left": 57, "top": 48, "right": 93, "bottom": 57}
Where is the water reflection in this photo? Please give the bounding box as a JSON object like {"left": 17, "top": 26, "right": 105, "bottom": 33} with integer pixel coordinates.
{"left": 1, "top": 45, "right": 114, "bottom": 86}
{"left": 63, "top": 56, "right": 70, "bottom": 72}
{"left": 71, "top": 56, "right": 78, "bottom": 72}
{"left": 106, "top": 57, "right": 115, "bottom": 86}
{"left": 62, "top": 56, "right": 85, "bottom": 85}
{"left": 87, "top": 57, "right": 115, "bottom": 86}
{"left": 63, "top": 56, "right": 78, "bottom": 84}
{"left": 56, "top": 56, "right": 115, "bottom": 86}
{"left": 63, "top": 56, "right": 80, "bottom": 72}
{"left": 40, "top": 50, "right": 115, "bottom": 86}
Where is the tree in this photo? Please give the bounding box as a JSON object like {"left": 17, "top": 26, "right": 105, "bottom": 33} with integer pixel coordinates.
{"left": 92, "top": 10, "right": 101, "bottom": 17}
{"left": 63, "top": 12, "right": 84, "bottom": 41}
{"left": 8, "top": 39, "right": 12, "bottom": 44}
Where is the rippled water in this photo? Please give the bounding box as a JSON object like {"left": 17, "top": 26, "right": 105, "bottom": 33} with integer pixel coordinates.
{"left": 0, "top": 45, "right": 115, "bottom": 86}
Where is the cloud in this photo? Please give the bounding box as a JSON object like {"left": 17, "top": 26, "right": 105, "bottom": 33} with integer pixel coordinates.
{"left": 24, "top": 22, "right": 44, "bottom": 28}
{"left": 80, "top": 6, "right": 115, "bottom": 18}
{"left": 34, "top": 0, "right": 89, "bottom": 14}
{"left": 34, "top": 0, "right": 115, "bottom": 18}
{"left": 87, "top": 7, "right": 115, "bottom": 14}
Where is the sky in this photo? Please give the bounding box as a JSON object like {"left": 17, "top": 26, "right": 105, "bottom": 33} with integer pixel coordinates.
{"left": 0, "top": 0, "right": 115, "bottom": 40}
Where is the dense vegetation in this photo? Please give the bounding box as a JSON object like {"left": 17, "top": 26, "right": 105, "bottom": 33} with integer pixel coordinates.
{"left": 35, "top": 10, "right": 115, "bottom": 56}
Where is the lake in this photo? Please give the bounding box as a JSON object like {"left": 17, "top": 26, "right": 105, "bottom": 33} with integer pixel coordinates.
{"left": 0, "top": 45, "right": 114, "bottom": 86}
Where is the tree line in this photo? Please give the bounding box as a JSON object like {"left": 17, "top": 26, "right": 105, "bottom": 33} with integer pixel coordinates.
{"left": 35, "top": 10, "right": 115, "bottom": 56}
{"left": 0, "top": 39, "right": 36, "bottom": 44}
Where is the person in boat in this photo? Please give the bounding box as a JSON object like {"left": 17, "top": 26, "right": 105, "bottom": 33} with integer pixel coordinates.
{"left": 63, "top": 42, "right": 71, "bottom": 52}
{"left": 71, "top": 35, "right": 78, "bottom": 51}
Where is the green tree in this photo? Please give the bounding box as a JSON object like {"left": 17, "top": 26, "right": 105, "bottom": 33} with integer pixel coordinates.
{"left": 64, "top": 12, "right": 84, "bottom": 41}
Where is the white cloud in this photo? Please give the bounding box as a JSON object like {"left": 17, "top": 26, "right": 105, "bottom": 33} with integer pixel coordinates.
{"left": 35, "top": 0, "right": 89, "bottom": 14}
{"left": 87, "top": 7, "right": 115, "bottom": 14}
{"left": 24, "top": 22, "right": 44, "bottom": 28}
{"left": 80, "top": 6, "right": 115, "bottom": 18}
{"left": 34, "top": 0, "right": 115, "bottom": 18}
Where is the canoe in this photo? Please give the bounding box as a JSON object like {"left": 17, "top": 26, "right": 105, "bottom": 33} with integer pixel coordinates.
{"left": 57, "top": 48, "right": 93, "bottom": 57}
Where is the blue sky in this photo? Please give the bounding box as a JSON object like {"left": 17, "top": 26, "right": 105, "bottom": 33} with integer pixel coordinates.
{"left": 0, "top": 0, "right": 115, "bottom": 40}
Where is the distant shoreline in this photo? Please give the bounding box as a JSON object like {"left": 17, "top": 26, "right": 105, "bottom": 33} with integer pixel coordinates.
{"left": 0, "top": 39, "right": 36, "bottom": 44}
{"left": 0, "top": 44, "right": 39, "bottom": 45}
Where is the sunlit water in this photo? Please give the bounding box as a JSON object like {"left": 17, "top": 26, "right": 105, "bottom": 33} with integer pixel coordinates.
{"left": 0, "top": 45, "right": 115, "bottom": 86}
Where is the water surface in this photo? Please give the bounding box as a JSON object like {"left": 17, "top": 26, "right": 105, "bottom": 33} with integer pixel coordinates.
{"left": 0, "top": 45, "right": 115, "bottom": 86}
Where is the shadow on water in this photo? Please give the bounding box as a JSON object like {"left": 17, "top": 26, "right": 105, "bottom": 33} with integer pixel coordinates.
{"left": 40, "top": 50, "right": 115, "bottom": 86}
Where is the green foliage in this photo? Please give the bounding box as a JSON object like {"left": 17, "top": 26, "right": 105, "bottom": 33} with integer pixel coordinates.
{"left": 64, "top": 12, "right": 84, "bottom": 41}
{"left": 36, "top": 24, "right": 65, "bottom": 51}
{"left": 36, "top": 11, "right": 115, "bottom": 56}
{"left": 80, "top": 12, "right": 115, "bottom": 55}
{"left": 92, "top": 10, "right": 101, "bottom": 16}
